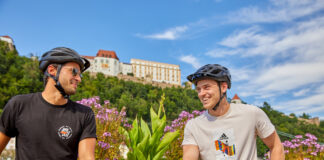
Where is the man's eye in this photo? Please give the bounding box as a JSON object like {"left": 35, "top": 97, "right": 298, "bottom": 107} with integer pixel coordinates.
{"left": 72, "top": 68, "right": 81, "bottom": 77}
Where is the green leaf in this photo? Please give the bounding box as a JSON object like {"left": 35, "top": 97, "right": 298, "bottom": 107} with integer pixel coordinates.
{"left": 150, "top": 107, "right": 159, "bottom": 133}
{"left": 156, "top": 130, "right": 180, "bottom": 152}
{"left": 137, "top": 134, "right": 150, "bottom": 156}
{"left": 141, "top": 118, "right": 151, "bottom": 137}
{"left": 130, "top": 117, "right": 139, "bottom": 148}
{"left": 149, "top": 120, "right": 166, "bottom": 155}
{"left": 157, "top": 93, "right": 165, "bottom": 117}
{"left": 152, "top": 145, "right": 169, "bottom": 160}
{"left": 127, "top": 152, "right": 136, "bottom": 160}
{"left": 134, "top": 146, "right": 146, "bottom": 160}
{"left": 119, "top": 126, "right": 130, "bottom": 146}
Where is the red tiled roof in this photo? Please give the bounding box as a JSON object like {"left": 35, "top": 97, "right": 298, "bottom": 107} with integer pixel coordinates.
{"left": 232, "top": 94, "right": 241, "bottom": 100}
{"left": 1, "top": 35, "right": 12, "bottom": 39}
{"left": 82, "top": 55, "right": 95, "bottom": 59}
{"left": 96, "top": 49, "right": 119, "bottom": 60}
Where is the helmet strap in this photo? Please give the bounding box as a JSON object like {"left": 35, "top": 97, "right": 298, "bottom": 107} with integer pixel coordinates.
{"left": 45, "top": 64, "right": 70, "bottom": 99}
{"left": 212, "top": 82, "right": 226, "bottom": 111}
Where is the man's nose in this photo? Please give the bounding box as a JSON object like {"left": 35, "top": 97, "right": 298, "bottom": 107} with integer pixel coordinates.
{"left": 75, "top": 75, "right": 82, "bottom": 82}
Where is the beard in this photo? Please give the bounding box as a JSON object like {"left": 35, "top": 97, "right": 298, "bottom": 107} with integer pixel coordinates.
{"left": 61, "top": 79, "right": 78, "bottom": 95}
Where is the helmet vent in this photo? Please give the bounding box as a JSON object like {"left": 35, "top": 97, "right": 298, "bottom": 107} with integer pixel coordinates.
{"left": 211, "top": 70, "right": 220, "bottom": 75}
{"left": 52, "top": 52, "right": 67, "bottom": 56}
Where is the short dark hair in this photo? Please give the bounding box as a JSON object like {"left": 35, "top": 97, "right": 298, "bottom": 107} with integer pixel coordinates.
{"left": 43, "top": 63, "right": 59, "bottom": 86}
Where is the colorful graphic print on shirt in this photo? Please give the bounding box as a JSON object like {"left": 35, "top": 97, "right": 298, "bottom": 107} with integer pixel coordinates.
{"left": 213, "top": 128, "right": 236, "bottom": 159}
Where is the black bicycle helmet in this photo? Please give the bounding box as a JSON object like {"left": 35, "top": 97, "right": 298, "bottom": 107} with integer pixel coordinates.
{"left": 187, "top": 64, "right": 231, "bottom": 89}
{"left": 39, "top": 47, "right": 90, "bottom": 99}
{"left": 39, "top": 47, "right": 90, "bottom": 73}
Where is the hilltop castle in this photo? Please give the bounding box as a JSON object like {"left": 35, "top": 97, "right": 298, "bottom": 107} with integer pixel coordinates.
{"left": 0, "top": 35, "right": 15, "bottom": 51}
{"left": 83, "top": 49, "right": 181, "bottom": 86}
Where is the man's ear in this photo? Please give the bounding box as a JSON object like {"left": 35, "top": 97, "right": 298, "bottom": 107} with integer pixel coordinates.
{"left": 220, "top": 82, "right": 228, "bottom": 94}
{"left": 47, "top": 65, "right": 57, "bottom": 77}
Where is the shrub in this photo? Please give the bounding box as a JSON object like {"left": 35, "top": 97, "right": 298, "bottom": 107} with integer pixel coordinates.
{"left": 264, "top": 133, "right": 324, "bottom": 160}
{"left": 77, "top": 97, "right": 131, "bottom": 160}
{"left": 164, "top": 110, "right": 203, "bottom": 160}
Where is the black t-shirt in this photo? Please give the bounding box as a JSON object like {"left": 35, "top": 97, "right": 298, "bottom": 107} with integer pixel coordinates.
{"left": 0, "top": 92, "right": 97, "bottom": 160}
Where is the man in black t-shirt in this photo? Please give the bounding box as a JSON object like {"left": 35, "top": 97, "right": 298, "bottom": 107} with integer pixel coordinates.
{"left": 0, "top": 47, "right": 97, "bottom": 159}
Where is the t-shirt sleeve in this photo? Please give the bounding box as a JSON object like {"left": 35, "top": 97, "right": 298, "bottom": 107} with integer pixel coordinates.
{"left": 80, "top": 108, "right": 97, "bottom": 140}
{"left": 182, "top": 120, "right": 198, "bottom": 146}
{"left": 0, "top": 98, "right": 18, "bottom": 137}
{"left": 255, "top": 107, "right": 275, "bottom": 139}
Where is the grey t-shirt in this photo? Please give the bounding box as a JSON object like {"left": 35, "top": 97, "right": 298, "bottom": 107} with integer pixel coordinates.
{"left": 182, "top": 103, "right": 275, "bottom": 160}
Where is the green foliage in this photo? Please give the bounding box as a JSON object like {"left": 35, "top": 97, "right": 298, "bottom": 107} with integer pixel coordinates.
{"left": 0, "top": 41, "right": 43, "bottom": 108}
{"left": 122, "top": 94, "right": 180, "bottom": 160}
{"left": 299, "top": 112, "right": 311, "bottom": 119}
{"left": 71, "top": 73, "right": 202, "bottom": 123}
{"left": 321, "top": 120, "right": 324, "bottom": 128}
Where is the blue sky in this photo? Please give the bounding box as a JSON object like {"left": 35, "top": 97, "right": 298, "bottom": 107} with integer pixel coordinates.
{"left": 1, "top": 0, "right": 324, "bottom": 120}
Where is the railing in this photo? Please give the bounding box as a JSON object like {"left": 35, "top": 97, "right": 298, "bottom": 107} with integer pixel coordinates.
{"left": 277, "top": 130, "right": 324, "bottom": 145}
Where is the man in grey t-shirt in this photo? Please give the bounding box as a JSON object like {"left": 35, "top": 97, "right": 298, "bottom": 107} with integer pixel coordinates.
{"left": 182, "top": 64, "right": 284, "bottom": 160}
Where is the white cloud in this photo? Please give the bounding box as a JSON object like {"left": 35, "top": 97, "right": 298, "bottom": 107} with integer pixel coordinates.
{"left": 293, "top": 88, "right": 311, "bottom": 97}
{"left": 227, "top": 0, "right": 324, "bottom": 23}
{"left": 315, "top": 84, "right": 324, "bottom": 94}
{"left": 275, "top": 93, "right": 324, "bottom": 115}
{"left": 236, "top": 62, "right": 324, "bottom": 100}
{"left": 205, "top": 48, "right": 241, "bottom": 58}
{"left": 219, "top": 26, "right": 274, "bottom": 48}
{"left": 210, "top": 16, "right": 324, "bottom": 59}
{"left": 229, "top": 67, "right": 253, "bottom": 82}
{"left": 255, "top": 62, "right": 324, "bottom": 92}
{"left": 179, "top": 55, "right": 201, "bottom": 69}
{"left": 138, "top": 26, "right": 188, "bottom": 40}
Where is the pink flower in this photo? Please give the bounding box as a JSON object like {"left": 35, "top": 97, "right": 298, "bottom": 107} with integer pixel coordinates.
{"left": 103, "top": 132, "right": 111, "bottom": 137}
{"left": 295, "top": 135, "right": 303, "bottom": 139}
{"left": 310, "top": 152, "right": 317, "bottom": 156}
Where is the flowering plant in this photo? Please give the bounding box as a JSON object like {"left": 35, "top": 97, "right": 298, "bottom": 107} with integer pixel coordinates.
{"left": 77, "top": 97, "right": 131, "bottom": 160}
{"left": 120, "top": 94, "right": 180, "bottom": 160}
{"left": 164, "top": 110, "right": 203, "bottom": 159}
{"left": 264, "top": 133, "right": 324, "bottom": 160}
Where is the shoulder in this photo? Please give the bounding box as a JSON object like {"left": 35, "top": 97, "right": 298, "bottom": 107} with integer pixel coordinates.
{"left": 230, "top": 103, "right": 261, "bottom": 113}
{"left": 186, "top": 112, "right": 207, "bottom": 127}
{"left": 69, "top": 101, "right": 94, "bottom": 114}
{"left": 5, "top": 93, "right": 39, "bottom": 108}
{"left": 9, "top": 93, "right": 39, "bottom": 103}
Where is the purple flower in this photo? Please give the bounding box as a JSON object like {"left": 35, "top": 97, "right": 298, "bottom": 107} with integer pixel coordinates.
{"left": 164, "top": 126, "right": 172, "bottom": 132}
{"left": 106, "top": 109, "right": 112, "bottom": 114}
{"left": 120, "top": 111, "right": 126, "bottom": 116}
{"left": 104, "top": 100, "right": 110, "bottom": 105}
{"left": 103, "top": 132, "right": 111, "bottom": 137}
{"left": 295, "top": 135, "right": 303, "bottom": 139}
{"left": 310, "top": 152, "right": 317, "bottom": 156}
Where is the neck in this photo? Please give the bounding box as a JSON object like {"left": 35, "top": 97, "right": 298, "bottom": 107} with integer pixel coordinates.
{"left": 208, "top": 100, "right": 230, "bottom": 117}
{"left": 42, "top": 81, "right": 68, "bottom": 105}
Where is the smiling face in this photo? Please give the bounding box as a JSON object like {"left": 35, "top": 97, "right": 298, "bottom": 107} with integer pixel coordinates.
{"left": 196, "top": 78, "right": 229, "bottom": 111}
{"left": 58, "top": 62, "right": 82, "bottom": 95}
{"left": 196, "top": 79, "right": 221, "bottom": 110}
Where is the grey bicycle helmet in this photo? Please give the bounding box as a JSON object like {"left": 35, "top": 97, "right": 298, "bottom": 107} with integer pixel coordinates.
{"left": 39, "top": 47, "right": 90, "bottom": 99}
{"left": 187, "top": 64, "right": 231, "bottom": 89}
{"left": 39, "top": 47, "right": 90, "bottom": 73}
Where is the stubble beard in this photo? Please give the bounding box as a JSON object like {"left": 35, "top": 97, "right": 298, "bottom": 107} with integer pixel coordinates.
{"left": 62, "top": 79, "right": 78, "bottom": 95}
